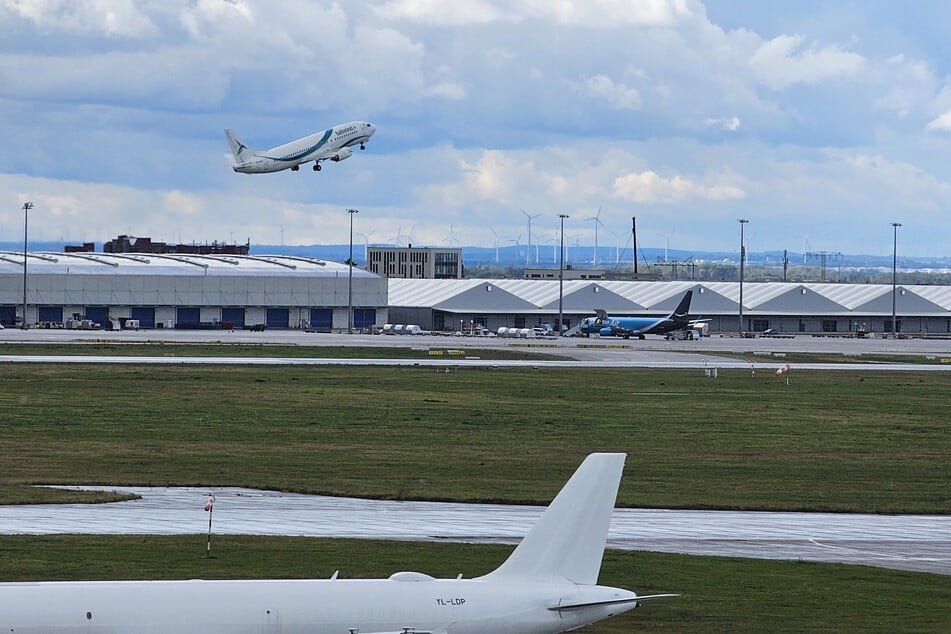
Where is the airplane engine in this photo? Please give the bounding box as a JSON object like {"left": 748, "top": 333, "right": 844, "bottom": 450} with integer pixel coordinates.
{"left": 599, "top": 327, "right": 614, "bottom": 337}
{"left": 330, "top": 147, "right": 353, "bottom": 162}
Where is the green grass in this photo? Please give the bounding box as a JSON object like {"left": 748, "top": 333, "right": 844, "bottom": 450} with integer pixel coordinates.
{"left": 0, "top": 342, "right": 563, "bottom": 360}
{"left": 0, "top": 535, "right": 947, "bottom": 633}
{"left": 0, "top": 364, "right": 948, "bottom": 512}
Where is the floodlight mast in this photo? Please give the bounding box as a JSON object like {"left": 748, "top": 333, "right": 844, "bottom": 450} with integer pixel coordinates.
{"left": 738, "top": 219, "right": 748, "bottom": 336}
{"left": 347, "top": 208, "right": 359, "bottom": 334}
{"left": 22, "top": 201, "right": 33, "bottom": 330}
{"left": 892, "top": 222, "right": 901, "bottom": 337}
{"left": 558, "top": 213, "right": 569, "bottom": 336}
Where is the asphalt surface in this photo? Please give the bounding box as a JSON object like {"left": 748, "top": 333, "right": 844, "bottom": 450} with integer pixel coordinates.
{"left": 2, "top": 327, "right": 951, "bottom": 370}
{"left": 2, "top": 486, "right": 947, "bottom": 576}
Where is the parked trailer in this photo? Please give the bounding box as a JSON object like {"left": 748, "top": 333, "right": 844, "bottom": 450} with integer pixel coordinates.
{"left": 383, "top": 324, "right": 423, "bottom": 335}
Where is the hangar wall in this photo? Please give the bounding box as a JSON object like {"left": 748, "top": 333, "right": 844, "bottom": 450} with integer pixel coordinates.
{"left": 0, "top": 253, "right": 388, "bottom": 330}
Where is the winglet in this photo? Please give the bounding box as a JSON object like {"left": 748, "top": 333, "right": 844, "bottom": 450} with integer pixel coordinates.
{"left": 481, "top": 453, "right": 625, "bottom": 584}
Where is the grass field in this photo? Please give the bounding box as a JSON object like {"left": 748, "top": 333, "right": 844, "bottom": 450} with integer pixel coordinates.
{"left": 1, "top": 359, "right": 949, "bottom": 630}
{"left": 0, "top": 342, "right": 561, "bottom": 360}
{"left": 1, "top": 363, "right": 948, "bottom": 512}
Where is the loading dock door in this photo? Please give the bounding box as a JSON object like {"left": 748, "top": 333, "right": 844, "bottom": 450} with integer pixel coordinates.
{"left": 266, "top": 308, "right": 289, "bottom": 329}
{"left": 85, "top": 306, "right": 109, "bottom": 327}
{"left": 354, "top": 308, "right": 376, "bottom": 329}
{"left": 38, "top": 306, "right": 63, "bottom": 323}
{"left": 131, "top": 307, "right": 155, "bottom": 329}
{"left": 0, "top": 306, "right": 16, "bottom": 326}
{"left": 309, "top": 308, "right": 332, "bottom": 330}
{"left": 176, "top": 307, "right": 200, "bottom": 328}
{"left": 221, "top": 307, "right": 245, "bottom": 328}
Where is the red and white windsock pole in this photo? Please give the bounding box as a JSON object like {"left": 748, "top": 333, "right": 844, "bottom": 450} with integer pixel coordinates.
{"left": 204, "top": 495, "right": 216, "bottom": 558}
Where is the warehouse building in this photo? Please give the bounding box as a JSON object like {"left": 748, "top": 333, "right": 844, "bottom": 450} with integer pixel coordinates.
{"left": 0, "top": 252, "right": 386, "bottom": 330}
{"left": 4, "top": 252, "right": 950, "bottom": 336}
{"left": 387, "top": 279, "right": 951, "bottom": 335}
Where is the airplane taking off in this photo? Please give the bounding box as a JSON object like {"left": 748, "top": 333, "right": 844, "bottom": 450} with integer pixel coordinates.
{"left": 0, "top": 453, "right": 675, "bottom": 633}
{"left": 225, "top": 121, "right": 376, "bottom": 174}
{"left": 580, "top": 290, "right": 699, "bottom": 339}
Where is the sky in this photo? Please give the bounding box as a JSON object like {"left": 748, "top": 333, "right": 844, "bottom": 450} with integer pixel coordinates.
{"left": 3, "top": 0, "right": 951, "bottom": 258}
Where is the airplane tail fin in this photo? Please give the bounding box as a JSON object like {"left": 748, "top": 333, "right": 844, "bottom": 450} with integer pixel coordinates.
{"left": 481, "top": 453, "right": 625, "bottom": 585}
{"left": 224, "top": 129, "right": 255, "bottom": 163}
{"left": 671, "top": 291, "right": 693, "bottom": 319}
{"left": 670, "top": 290, "right": 693, "bottom": 322}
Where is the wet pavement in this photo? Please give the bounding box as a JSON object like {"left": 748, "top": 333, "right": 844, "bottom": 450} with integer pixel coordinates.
{"left": 2, "top": 486, "right": 947, "bottom": 576}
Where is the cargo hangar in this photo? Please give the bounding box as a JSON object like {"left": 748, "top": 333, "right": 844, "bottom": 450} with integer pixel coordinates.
{"left": 2, "top": 251, "right": 951, "bottom": 336}
{"left": 0, "top": 252, "right": 386, "bottom": 330}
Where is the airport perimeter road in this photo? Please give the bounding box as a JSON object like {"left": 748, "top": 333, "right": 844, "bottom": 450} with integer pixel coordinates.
{"left": 2, "top": 486, "right": 947, "bottom": 576}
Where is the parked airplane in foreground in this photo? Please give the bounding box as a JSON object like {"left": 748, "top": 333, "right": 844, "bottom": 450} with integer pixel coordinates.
{"left": 0, "top": 453, "right": 675, "bottom": 633}
{"left": 580, "top": 290, "right": 699, "bottom": 339}
{"left": 225, "top": 121, "right": 376, "bottom": 174}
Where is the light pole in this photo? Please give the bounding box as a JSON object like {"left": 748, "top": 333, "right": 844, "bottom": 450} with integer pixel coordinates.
{"left": 558, "top": 214, "right": 568, "bottom": 336}
{"left": 738, "top": 219, "right": 748, "bottom": 336}
{"left": 892, "top": 222, "right": 901, "bottom": 337}
{"left": 347, "top": 208, "right": 359, "bottom": 333}
{"left": 22, "top": 201, "right": 33, "bottom": 329}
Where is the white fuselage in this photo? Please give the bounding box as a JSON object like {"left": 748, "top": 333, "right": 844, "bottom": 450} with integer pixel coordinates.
{"left": 232, "top": 121, "right": 375, "bottom": 174}
{"left": 0, "top": 577, "right": 639, "bottom": 633}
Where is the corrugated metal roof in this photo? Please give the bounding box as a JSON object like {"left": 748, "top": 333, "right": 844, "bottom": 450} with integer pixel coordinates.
{"left": 0, "top": 252, "right": 380, "bottom": 279}
{"left": 386, "top": 279, "right": 951, "bottom": 315}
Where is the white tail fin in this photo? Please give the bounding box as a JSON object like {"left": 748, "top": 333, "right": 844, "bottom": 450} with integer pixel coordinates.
{"left": 224, "top": 129, "right": 256, "bottom": 163}
{"left": 482, "top": 453, "right": 625, "bottom": 584}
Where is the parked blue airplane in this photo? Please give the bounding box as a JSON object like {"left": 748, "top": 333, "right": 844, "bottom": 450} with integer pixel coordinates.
{"left": 579, "top": 290, "right": 697, "bottom": 339}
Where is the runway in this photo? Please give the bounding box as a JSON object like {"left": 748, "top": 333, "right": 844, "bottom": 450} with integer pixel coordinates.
{"left": 2, "top": 486, "right": 948, "bottom": 576}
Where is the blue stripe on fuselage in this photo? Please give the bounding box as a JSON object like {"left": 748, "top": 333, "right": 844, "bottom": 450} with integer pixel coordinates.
{"left": 260, "top": 128, "right": 334, "bottom": 163}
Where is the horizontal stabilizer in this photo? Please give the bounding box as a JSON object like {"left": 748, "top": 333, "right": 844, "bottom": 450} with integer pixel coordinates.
{"left": 551, "top": 593, "right": 679, "bottom": 611}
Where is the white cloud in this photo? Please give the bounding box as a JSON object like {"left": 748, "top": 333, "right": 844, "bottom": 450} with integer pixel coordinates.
{"left": 376, "top": 0, "right": 694, "bottom": 27}
{"left": 375, "top": 0, "right": 507, "bottom": 25}
{"left": 926, "top": 110, "right": 951, "bottom": 132}
{"left": 575, "top": 75, "right": 641, "bottom": 110}
{"left": 519, "top": 0, "right": 693, "bottom": 27}
{"left": 705, "top": 116, "right": 740, "bottom": 131}
{"left": 750, "top": 34, "right": 864, "bottom": 90}
{"left": 612, "top": 170, "right": 745, "bottom": 203}
{"left": 426, "top": 81, "right": 467, "bottom": 100}
{"left": 1, "top": 0, "right": 157, "bottom": 37}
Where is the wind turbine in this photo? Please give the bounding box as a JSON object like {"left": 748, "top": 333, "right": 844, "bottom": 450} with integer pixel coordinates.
{"left": 657, "top": 231, "right": 672, "bottom": 263}
{"left": 489, "top": 227, "right": 501, "bottom": 263}
{"left": 586, "top": 207, "right": 603, "bottom": 266}
{"left": 444, "top": 225, "right": 461, "bottom": 248}
{"left": 506, "top": 233, "right": 523, "bottom": 265}
{"left": 520, "top": 209, "right": 542, "bottom": 266}
{"left": 604, "top": 226, "right": 622, "bottom": 266}
{"left": 355, "top": 229, "right": 374, "bottom": 264}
